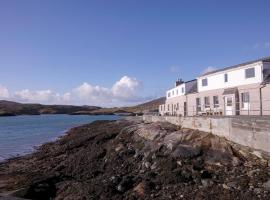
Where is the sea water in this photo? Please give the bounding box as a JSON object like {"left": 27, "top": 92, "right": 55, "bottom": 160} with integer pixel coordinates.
{"left": 0, "top": 114, "right": 120, "bottom": 161}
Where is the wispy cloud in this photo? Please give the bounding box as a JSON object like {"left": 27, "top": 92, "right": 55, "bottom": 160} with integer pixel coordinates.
{"left": 0, "top": 85, "right": 10, "bottom": 99}
{"left": 201, "top": 66, "right": 217, "bottom": 75}
{"left": 0, "top": 76, "right": 151, "bottom": 106}
{"left": 169, "top": 65, "right": 180, "bottom": 73}
{"left": 253, "top": 42, "right": 270, "bottom": 50}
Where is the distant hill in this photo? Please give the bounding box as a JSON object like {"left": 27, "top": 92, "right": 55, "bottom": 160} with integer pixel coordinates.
{"left": 124, "top": 97, "right": 166, "bottom": 113}
{"left": 0, "top": 97, "right": 165, "bottom": 116}
{"left": 74, "top": 97, "right": 166, "bottom": 115}
{"left": 0, "top": 100, "right": 100, "bottom": 116}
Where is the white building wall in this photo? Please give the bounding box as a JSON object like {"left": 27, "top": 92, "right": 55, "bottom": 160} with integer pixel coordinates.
{"left": 198, "top": 62, "right": 263, "bottom": 92}
{"left": 166, "top": 83, "right": 185, "bottom": 99}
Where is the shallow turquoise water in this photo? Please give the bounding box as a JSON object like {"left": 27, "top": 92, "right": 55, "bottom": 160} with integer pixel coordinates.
{"left": 0, "top": 114, "right": 120, "bottom": 161}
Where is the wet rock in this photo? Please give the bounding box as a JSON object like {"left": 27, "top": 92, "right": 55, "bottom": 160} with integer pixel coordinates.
{"left": 133, "top": 181, "right": 154, "bottom": 197}
{"left": 177, "top": 160, "right": 182, "bottom": 167}
{"left": 227, "top": 181, "right": 237, "bottom": 189}
{"left": 144, "top": 161, "right": 151, "bottom": 169}
{"left": 247, "top": 169, "right": 260, "bottom": 177}
{"left": 1, "top": 120, "right": 270, "bottom": 200}
{"left": 116, "top": 176, "right": 135, "bottom": 193}
{"left": 252, "top": 151, "right": 262, "bottom": 159}
{"left": 115, "top": 143, "right": 124, "bottom": 152}
{"left": 222, "top": 184, "right": 230, "bottom": 189}
{"left": 110, "top": 176, "right": 121, "bottom": 185}
{"left": 150, "top": 162, "right": 158, "bottom": 170}
{"left": 232, "top": 156, "right": 242, "bottom": 167}
{"left": 254, "top": 188, "right": 262, "bottom": 194}
{"left": 133, "top": 182, "right": 145, "bottom": 197}
{"left": 172, "top": 145, "right": 201, "bottom": 159}
{"left": 263, "top": 179, "right": 270, "bottom": 191}
{"left": 201, "top": 179, "right": 213, "bottom": 187}
{"left": 200, "top": 170, "right": 212, "bottom": 179}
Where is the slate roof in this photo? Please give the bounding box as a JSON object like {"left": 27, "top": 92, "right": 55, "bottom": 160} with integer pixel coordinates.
{"left": 200, "top": 56, "right": 270, "bottom": 77}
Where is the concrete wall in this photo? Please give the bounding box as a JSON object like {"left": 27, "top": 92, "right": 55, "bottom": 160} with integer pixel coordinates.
{"left": 143, "top": 115, "right": 270, "bottom": 153}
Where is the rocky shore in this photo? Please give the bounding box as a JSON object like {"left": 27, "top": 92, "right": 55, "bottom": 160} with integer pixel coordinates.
{"left": 0, "top": 118, "right": 270, "bottom": 200}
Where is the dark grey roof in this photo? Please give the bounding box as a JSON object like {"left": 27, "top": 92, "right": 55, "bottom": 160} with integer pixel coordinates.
{"left": 200, "top": 56, "right": 270, "bottom": 77}
{"left": 188, "top": 83, "right": 198, "bottom": 94}
{"left": 184, "top": 79, "right": 197, "bottom": 83}
{"left": 262, "top": 74, "right": 270, "bottom": 85}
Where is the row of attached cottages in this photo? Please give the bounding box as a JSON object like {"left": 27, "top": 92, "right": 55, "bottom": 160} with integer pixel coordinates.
{"left": 159, "top": 56, "right": 270, "bottom": 116}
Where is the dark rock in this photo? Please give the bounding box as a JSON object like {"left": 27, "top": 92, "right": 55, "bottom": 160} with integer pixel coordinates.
{"left": 172, "top": 145, "right": 202, "bottom": 159}
{"left": 116, "top": 176, "right": 135, "bottom": 193}
{"left": 200, "top": 170, "right": 212, "bottom": 179}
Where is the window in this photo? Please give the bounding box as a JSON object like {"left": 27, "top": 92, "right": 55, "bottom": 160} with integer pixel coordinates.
{"left": 167, "top": 92, "right": 171, "bottom": 98}
{"left": 226, "top": 97, "right": 233, "bottom": 106}
{"left": 241, "top": 92, "right": 250, "bottom": 109}
{"left": 196, "top": 98, "right": 201, "bottom": 112}
{"left": 182, "top": 87, "right": 185, "bottom": 93}
{"left": 245, "top": 67, "right": 255, "bottom": 79}
{"left": 167, "top": 104, "right": 169, "bottom": 111}
{"left": 202, "top": 78, "right": 208, "bottom": 86}
{"left": 213, "top": 96, "right": 219, "bottom": 108}
{"left": 224, "top": 73, "right": 228, "bottom": 82}
{"left": 172, "top": 90, "right": 174, "bottom": 95}
{"left": 204, "top": 97, "right": 210, "bottom": 108}
{"left": 176, "top": 89, "right": 178, "bottom": 95}
{"left": 160, "top": 105, "right": 162, "bottom": 111}
{"left": 177, "top": 103, "right": 179, "bottom": 110}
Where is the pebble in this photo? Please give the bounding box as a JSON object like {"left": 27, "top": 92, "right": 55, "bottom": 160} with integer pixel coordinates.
{"left": 222, "top": 184, "right": 230, "bottom": 189}
{"left": 144, "top": 161, "right": 151, "bottom": 169}
{"left": 263, "top": 179, "right": 270, "bottom": 191}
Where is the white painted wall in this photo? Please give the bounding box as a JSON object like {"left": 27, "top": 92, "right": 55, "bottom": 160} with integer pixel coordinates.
{"left": 198, "top": 62, "right": 263, "bottom": 92}
{"left": 166, "top": 83, "right": 185, "bottom": 99}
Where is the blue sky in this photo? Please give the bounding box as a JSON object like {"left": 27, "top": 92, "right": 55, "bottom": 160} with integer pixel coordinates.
{"left": 0, "top": 0, "right": 270, "bottom": 106}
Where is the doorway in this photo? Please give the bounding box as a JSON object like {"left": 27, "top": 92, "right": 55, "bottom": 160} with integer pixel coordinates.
{"left": 225, "top": 96, "right": 233, "bottom": 115}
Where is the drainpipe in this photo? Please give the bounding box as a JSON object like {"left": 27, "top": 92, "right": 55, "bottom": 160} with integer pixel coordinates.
{"left": 260, "top": 83, "right": 266, "bottom": 116}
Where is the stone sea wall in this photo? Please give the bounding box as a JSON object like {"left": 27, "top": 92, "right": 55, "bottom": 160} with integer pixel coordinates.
{"left": 143, "top": 115, "right": 270, "bottom": 153}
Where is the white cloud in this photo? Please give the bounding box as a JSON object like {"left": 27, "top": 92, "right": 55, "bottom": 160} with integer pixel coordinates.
{"left": 72, "top": 76, "right": 143, "bottom": 105}
{"left": 0, "top": 85, "right": 10, "bottom": 99}
{"left": 14, "top": 89, "right": 61, "bottom": 104}
{"left": 1, "top": 76, "right": 147, "bottom": 106}
{"left": 201, "top": 66, "right": 217, "bottom": 75}
{"left": 112, "top": 76, "right": 141, "bottom": 99}
{"left": 73, "top": 82, "right": 112, "bottom": 104}
{"left": 170, "top": 65, "right": 180, "bottom": 73}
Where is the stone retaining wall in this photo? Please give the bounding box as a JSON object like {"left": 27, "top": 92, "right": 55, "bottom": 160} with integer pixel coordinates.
{"left": 143, "top": 115, "right": 270, "bottom": 153}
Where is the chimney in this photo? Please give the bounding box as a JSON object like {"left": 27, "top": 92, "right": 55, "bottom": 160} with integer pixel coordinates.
{"left": 175, "top": 78, "right": 184, "bottom": 87}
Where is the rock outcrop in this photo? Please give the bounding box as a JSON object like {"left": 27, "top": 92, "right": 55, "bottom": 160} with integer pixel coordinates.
{"left": 0, "top": 119, "right": 269, "bottom": 199}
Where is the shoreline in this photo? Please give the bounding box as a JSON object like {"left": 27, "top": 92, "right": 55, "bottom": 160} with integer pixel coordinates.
{"left": 0, "top": 118, "right": 269, "bottom": 199}
{"left": 0, "top": 115, "right": 121, "bottom": 164}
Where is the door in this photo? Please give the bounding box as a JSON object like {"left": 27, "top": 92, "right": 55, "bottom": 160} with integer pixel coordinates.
{"left": 225, "top": 96, "right": 233, "bottom": 115}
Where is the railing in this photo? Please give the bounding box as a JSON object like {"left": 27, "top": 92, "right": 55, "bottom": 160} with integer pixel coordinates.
{"left": 159, "top": 99, "right": 270, "bottom": 117}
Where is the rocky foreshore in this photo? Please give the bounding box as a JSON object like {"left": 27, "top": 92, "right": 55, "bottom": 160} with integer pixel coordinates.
{"left": 0, "top": 118, "right": 270, "bottom": 200}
